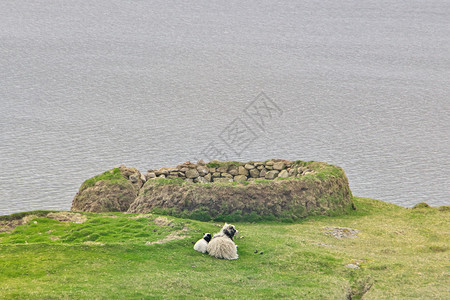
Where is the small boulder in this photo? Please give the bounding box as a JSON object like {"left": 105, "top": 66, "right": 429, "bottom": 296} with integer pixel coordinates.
{"left": 197, "top": 176, "right": 209, "bottom": 183}
{"left": 249, "top": 168, "right": 260, "bottom": 178}
{"left": 265, "top": 170, "right": 280, "bottom": 179}
{"left": 228, "top": 165, "right": 239, "bottom": 176}
{"left": 204, "top": 173, "right": 212, "bottom": 182}
{"left": 238, "top": 166, "right": 249, "bottom": 176}
{"left": 217, "top": 165, "right": 229, "bottom": 173}
{"left": 278, "top": 170, "right": 289, "bottom": 178}
{"left": 197, "top": 165, "right": 209, "bottom": 176}
{"left": 273, "top": 162, "right": 286, "bottom": 170}
{"left": 213, "top": 178, "right": 233, "bottom": 183}
{"left": 186, "top": 168, "right": 200, "bottom": 179}
{"left": 146, "top": 172, "right": 157, "bottom": 180}
{"left": 259, "top": 168, "right": 267, "bottom": 177}
{"left": 234, "top": 175, "right": 248, "bottom": 182}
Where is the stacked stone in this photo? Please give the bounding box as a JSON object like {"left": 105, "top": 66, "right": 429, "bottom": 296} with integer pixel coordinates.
{"left": 144, "top": 159, "right": 315, "bottom": 184}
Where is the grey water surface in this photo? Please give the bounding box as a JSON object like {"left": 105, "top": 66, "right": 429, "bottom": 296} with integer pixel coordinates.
{"left": 1, "top": 0, "right": 449, "bottom": 215}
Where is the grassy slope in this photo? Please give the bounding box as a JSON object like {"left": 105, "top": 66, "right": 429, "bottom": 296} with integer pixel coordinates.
{"left": 0, "top": 197, "right": 448, "bottom": 299}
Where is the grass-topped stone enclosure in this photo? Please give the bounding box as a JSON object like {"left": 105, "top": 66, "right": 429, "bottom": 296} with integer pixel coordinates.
{"left": 72, "top": 159, "right": 354, "bottom": 221}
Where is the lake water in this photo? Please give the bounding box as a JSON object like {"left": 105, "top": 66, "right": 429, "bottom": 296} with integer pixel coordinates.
{"left": 1, "top": 0, "right": 449, "bottom": 215}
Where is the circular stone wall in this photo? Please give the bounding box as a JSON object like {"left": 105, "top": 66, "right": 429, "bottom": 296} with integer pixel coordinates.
{"left": 72, "top": 159, "right": 354, "bottom": 221}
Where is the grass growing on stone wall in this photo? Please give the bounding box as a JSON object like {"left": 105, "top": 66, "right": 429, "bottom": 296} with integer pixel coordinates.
{"left": 206, "top": 161, "right": 242, "bottom": 168}
{"left": 150, "top": 177, "right": 186, "bottom": 187}
{"left": 80, "top": 168, "right": 126, "bottom": 191}
{"left": 0, "top": 197, "right": 448, "bottom": 299}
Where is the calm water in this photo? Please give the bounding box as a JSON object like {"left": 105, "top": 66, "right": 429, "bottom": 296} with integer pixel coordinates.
{"left": 1, "top": 0, "right": 449, "bottom": 215}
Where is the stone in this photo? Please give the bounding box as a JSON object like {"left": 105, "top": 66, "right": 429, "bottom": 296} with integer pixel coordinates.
{"left": 185, "top": 178, "right": 194, "bottom": 183}
{"left": 259, "top": 168, "right": 267, "bottom": 177}
{"left": 185, "top": 168, "right": 199, "bottom": 179}
{"left": 322, "top": 227, "right": 360, "bottom": 239}
{"left": 244, "top": 164, "right": 255, "bottom": 170}
{"left": 204, "top": 173, "right": 212, "bottom": 182}
{"left": 228, "top": 165, "right": 239, "bottom": 176}
{"left": 208, "top": 167, "right": 216, "bottom": 173}
{"left": 140, "top": 173, "right": 146, "bottom": 183}
{"left": 249, "top": 168, "right": 260, "bottom": 178}
{"left": 266, "top": 166, "right": 273, "bottom": 170}
{"left": 273, "top": 162, "right": 286, "bottom": 170}
{"left": 197, "top": 176, "right": 209, "bottom": 183}
{"left": 265, "top": 170, "right": 279, "bottom": 179}
{"left": 159, "top": 168, "right": 169, "bottom": 175}
{"left": 345, "top": 264, "right": 360, "bottom": 269}
{"left": 197, "top": 165, "right": 209, "bottom": 176}
{"left": 278, "top": 170, "right": 289, "bottom": 178}
{"left": 178, "top": 172, "right": 186, "bottom": 177}
{"left": 288, "top": 168, "right": 297, "bottom": 177}
{"left": 238, "top": 166, "right": 249, "bottom": 176}
{"left": 212, "top": 172, "right": 221, "bottom": 178}
{"left": 234, "top": 175, "right": 248, "bottom": 181}
{"left": 168, "top": 168, "right": 179, "bottom": 172}
{"left": 222, "top": 173, "right": 233, "bottom": 178}
{"left": 146, "top": 172, "right": 156, "bottom": 179}
{"left": 158, "top": 174, "right": 166, "bottom": 178}
{"left": 213, "top": 177, "right": 233, "bottom": 183}
{"left": 197, "top": 159, "right": 206, "bottom": 165}
{"left": 265, "top": 161, "right": 274, "bottom": 166}
{"left": 167, "top": 175, "right": 178, "bottom": 179}
{"left": 217, "top": 165, "right": 228, "bottom": 173}
{"left": 297, "top": 167, "right": 306, "bottom": 175}
{"left": 180, "top": 167, "right": 189, "bottom": 172}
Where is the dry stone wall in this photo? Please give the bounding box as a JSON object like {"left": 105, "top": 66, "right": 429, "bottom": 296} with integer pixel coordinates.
{"left": 144, "top": 159, "right": 316, "bottom": 184}
{"left": 72, "top": 159, "right": 354, "bottom": 221}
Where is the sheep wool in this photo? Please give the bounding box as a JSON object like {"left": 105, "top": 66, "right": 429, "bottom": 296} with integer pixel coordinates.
{"left": 207, "top": 223, "right": 239, "bottom": 260}
{"left": 193, "top": 233, "right": 212, "bottom": 253}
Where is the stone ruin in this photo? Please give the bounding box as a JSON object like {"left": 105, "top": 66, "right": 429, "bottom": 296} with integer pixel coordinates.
{"left": 72, "top": 159, "right": 354, "bottom": 221}
{"left": 144, "top": 159, "right": 316, "bottom": 184}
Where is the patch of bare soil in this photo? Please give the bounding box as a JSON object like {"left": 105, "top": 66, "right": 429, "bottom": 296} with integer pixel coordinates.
{"left": 322, "top": 226, "right": 360, "bottom": 239}
{"left": 0, "top": 215, "right": 38, "bottom": 232}
{"left": 145, "top": 228, "right": 189, "bottom": 245}
{"left": 153, "top": 216, "right": 172, "bottom": 227}
{"left": 0, "top": 212, "right": 87, "bottom": 233}
{"left": 83, "top": 241, "right": 105, "bottom": 246}
{"left": 129, "top": 213, "right": 153, "bottom": 219}
{"left": 46, "top": 212, "right": 87, "bottom": 223}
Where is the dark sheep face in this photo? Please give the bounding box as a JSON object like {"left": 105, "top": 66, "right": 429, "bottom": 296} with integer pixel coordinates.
{"left": 224, "top": 225, "right": 238, "bottom": 239}
{"left": 203, "top": 233, "right": 212, "bottom": 243}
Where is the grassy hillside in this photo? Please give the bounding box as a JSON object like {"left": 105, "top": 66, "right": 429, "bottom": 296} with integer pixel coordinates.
{"left": 0, "top": 197, "right": 448, "bottom": 299}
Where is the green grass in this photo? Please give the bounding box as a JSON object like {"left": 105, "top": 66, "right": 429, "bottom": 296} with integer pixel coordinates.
{"left": 0, "top": 197, "right": 448, "bottom": 299}
{"left": 206, "top": 161, "right": 242, "bottom": 168}
{"left": 80, "top": 168, "right": 126, "bottom": 190}
{"left": 150, "top": 177, "right": 186, "bottom": 187}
